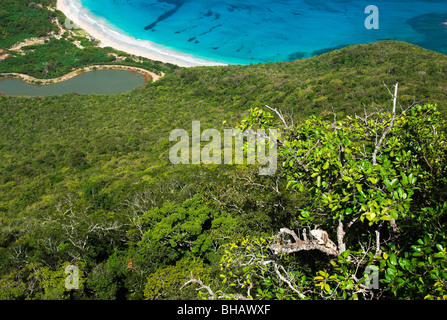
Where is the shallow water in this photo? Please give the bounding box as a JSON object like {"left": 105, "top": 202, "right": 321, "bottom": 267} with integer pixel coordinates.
{"left": 0, "top": 69, "right": 145, "bottom": 97}
{"left": 79, "top": 0, "right": 447, "bottom": 64}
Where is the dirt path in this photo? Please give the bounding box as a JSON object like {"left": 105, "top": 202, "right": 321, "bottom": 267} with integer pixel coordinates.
{"left": 0, "top": 65, "right": 165, "bottom": 85}
{"left": 2, "top": 15, "right": 165, "bottom": 85}
{"left": 8, "top": 38, "right": 47, "bottom": 53}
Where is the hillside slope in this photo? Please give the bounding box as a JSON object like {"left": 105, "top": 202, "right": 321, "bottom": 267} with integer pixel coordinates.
{"left": 0, "top": 41, "right": 446, "bottom": 300}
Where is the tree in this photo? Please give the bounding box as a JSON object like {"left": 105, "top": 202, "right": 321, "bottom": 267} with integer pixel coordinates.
{"left": 144, "top": 257, "right": 210, "bottom": 300}
{"left": 137, "top": 194, "right": 238, "bottom": 269}
{"left": 0, "top": 261, "right": 86, "bottom": 300}
{"left": 185, "top": 92, "right": 447, "bottom": 300}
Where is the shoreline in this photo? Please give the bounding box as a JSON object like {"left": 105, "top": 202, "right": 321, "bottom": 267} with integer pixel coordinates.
{"left": 56, "top": 0, "right": 227, "bottom": 68}
{"left": 0, "top": 64, "right": 165, "bottom": 85}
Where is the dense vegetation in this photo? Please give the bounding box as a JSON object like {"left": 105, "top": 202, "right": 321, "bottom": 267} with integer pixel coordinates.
{"left": 0, "top": 0, "right": 58, "bottom": 49}
{"left": 216, "top": 103, "right": 446, "bottom": 300}
{"left": 0, "top": 37, "right": 176, "bottom": 78}
{"left": 0, "top": 0, "right": 176, "bottom": 78}
{"left": 0, "top": 1, "right": 446, "bottom": 301}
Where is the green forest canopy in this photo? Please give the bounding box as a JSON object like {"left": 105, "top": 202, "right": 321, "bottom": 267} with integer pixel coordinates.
{"left": 0, "top": 0, "right": 446, "bottom": 301}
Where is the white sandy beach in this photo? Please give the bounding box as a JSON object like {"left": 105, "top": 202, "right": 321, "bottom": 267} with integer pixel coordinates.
{"left": 56, "top": 0, "right": 227, "bottom": 67}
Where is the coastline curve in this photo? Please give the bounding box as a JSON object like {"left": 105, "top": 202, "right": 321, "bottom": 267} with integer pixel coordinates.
{"left": 56, "top": 0, "right": 228, "bottom": 68}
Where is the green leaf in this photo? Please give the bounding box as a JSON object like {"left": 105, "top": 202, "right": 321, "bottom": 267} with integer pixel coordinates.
{"left": 397, "top": 187, "right": 405, "bottom": 198}
{"left": 342, "top": 250, "right": 350, "bottom": 258}
{"left": 365, "top": 212, "right": 376, "bottom": 221}
{"left": 401, "top": 174, "right": 408, "bottom": 186}
{"left": 390, "top": 210, "right": 398, "bottom": 220}
{"left": 367, "top": 177, "right": 377, "bottom": 184}
{"left": 318, "top": 270, "right": 327, "bottom": 277}
{"left": 300, "top": 211, "right": 310, "bottom": 218}
{"left": 389, "top": 253, "right": 397, "bottom": 265}
{"left": 398, "top": 258, "right": 410, "bottom": 270}
{"left": 386, "top": 267, "right": 396, "bottom": 277}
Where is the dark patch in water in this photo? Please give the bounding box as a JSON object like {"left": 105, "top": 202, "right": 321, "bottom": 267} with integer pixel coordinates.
{"left": 144, "top": 0, "right": 186, "bottom": 31}
{"left": 303, "top": 0, "right": 341, "bottom": 13}
{"left": 406, "top": 12, "right": 447, "bottom": 54}
{"left": 288, "top": 51, "right": 307, "bottom": 61}
{"left": 199, "top": 24, "right": 223, "bottom": 37}
{"left": 227, "top": 5, "right": 252, "bottom": 13}
{"left": 312, "top": 44, "right": 349, "bottom": 56}
{"left": 203, "top": 10, "right": 220, "bottom": 21}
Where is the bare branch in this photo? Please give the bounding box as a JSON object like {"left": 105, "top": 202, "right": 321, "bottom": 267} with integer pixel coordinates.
{"left": 273, "top": 262, "right": 306, "bottom": 299}
{"left": 375, "top": 229, "right": 382, "bottom": 256}
{"left": 181, "top": 272, "right": 251, "bottom": 300}
{"left": 270, "top": 227, "right": 338, "bottom": 256}
{"left": 290, "top": 139, "right": 320, "bottom": 173}
{"left": 337, "top": 218, "right": 346, "bottom": 254}
{"left": 265, "top": 105, "right": 291, "bottom": 129}
{"left": 372, "top": 82, "right": 398, "bottom": 166}
{"left": 181, "top": 272, "right": 217, "bottom": 299}
{"left": 277, "top": 227, "right": 301, "bottom": 243}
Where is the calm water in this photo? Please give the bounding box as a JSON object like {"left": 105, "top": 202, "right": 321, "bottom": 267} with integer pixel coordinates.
{"left": 80, "top": 0, "right": 447, "bottom": 64}
{"left": 0, "top": 69, "right": 145, "bottom": 96}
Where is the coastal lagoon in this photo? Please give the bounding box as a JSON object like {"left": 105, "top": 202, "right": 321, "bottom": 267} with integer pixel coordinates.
{"left": 0, "top": 69, "right": 145, "bottom": 96}
{"left": 75, "top": 0, "right": 447, "bottom": 65}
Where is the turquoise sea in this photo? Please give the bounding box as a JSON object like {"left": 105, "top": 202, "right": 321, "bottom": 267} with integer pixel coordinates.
{"left": 79, "top": 0, "right": 447, "bottom": 64}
